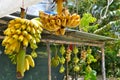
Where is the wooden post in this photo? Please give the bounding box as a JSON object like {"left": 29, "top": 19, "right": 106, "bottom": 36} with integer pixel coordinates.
{"left": 101, "top": 43, "right": 106, "bottom": 80}
{"left": 46, "top": 42, "right": 51, "bottom": 80}
{"left": 66, "top": 61, "right": 68, "bottom": 80}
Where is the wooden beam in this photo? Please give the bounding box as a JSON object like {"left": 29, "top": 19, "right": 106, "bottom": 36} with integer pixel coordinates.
{"left": 41, "top": 39, "right": 102, "bottom": 47}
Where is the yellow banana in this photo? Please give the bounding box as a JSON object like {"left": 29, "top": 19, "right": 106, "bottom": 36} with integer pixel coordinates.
{"left": 24, "top": 58, "right": 30, "bottom": 71}
{"left": 60, "top": 28, "right": 65, "bottom": 35}
{"left": 26, "top": 55, "right": 35, "bottom": 67}
{"left": 35, "top": 37, "right": 40, "bottom": 43}
{"left": 25, "top": 33, "right": 32, "bottom": 41}
{"left": 23, "top": 37, "right": 29, "bottom": 47}
{"left": 16, "top": 29, "right": 21, "bottom": 35}
{"left": 56, "top": 19, "right": 61, "bottom": 26}
{"left": 26, "top": 26, "right": 31, "bottom": 32}
{"left": 15, "top": 41, "right": 21, "bottom": 53}
{"left": 25, "top": 19, "right": 30, "bottom": 26}
{"left": 30, "top": 42, "right": 38, "bottom": 50}
{"left": 14, "top": 23, "right": 21, "bottom": 29}
{"left": 2, "top": 36, "right": 10, "bottom": 46}
{"left": 62, "top": 18, "right": 67, "bottom": 27}
{"left": 15, "top": 18, "right": 21, "bottom": 23}
{"left": 4, "top": 48, "right": 12, "bottom": 54}
{"left": 9, "top": 19, "right": 15, "bottom": 25}
{"left": 71, "top": 19, "right": 80, "bottom": 27}
{"left": 22, "top": 31, "right": 28, "bottom": 36}
{"left": 18, "top": 35, "right": 24, "bottom": 42}
{"left": 67, "top": 19, "right": 75, "bottom": 27}
{"left": 4, "top": 28, "right": 11, "bottom": 35}
{"left": 21, "top": 24, "right": 26, "bottom": 30}
{"left": 29, "top": 21, "right": 34, "bottom": 27}
{"left": 66, "top": 16, "right": 72, "bottom": 27}
{"left": 7, "top": 37, "right": 15, "bottom": 44}
{"left": 10, "top": 28, "right": 16, "bottom": 34}
{"left": 31, "top": 19, "right": 40, "bottom": 28}
{"left": 30, "top": 37, "right": 36, "bottom": 44}
{"left": 20, "top": 19, "right": 26, "bottom": 24}
{"left": 9, "top": 40, "right": 18, "bottom": 52}
{"left": 31, "top": 27, "right": 36, "bottom": 34}
{"left": 72, "top": 14, "right": 80, "bottom": 20}
{"left": 38, "top": 26, "right": 43, "bottom": 32}
{"left": 55, "top": 29, "right": 61, "bottom": 35}
{"left": 50, "top": 19, "right": 56, "bottom": 25}
{"left": 12, "top": 34, "right": 19, "bottom": 40}
{"left": 53, "top": 24, "right": 61, "bottom": 31}
{"left": 71, "top": 13, "right": 78, "bottom": 19}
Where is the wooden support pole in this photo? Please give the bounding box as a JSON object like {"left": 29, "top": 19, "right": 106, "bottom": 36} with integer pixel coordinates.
{"left": 66, "top": 61, "right": 68, "bottom": 80}
{"left": 46, "top": 42, "right": 51, "bottom": 80}
{"left": 101, "top": 42, "right": 106, "bottom": 80}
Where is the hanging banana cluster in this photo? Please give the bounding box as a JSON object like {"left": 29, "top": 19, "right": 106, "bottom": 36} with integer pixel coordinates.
{"left": 73, "top": 46, "right": 80, "bottom": 72}
{"left": 85, "top": 47, "right": 97, "bottom": 73}
{"left": 39, "top": 0, "right": 80, "bottom": 35}
{"left": 39, "top": 8, "right": 80, "bottom": 35}
{"left": 51, "top": 46, "right": 60, "bottom": 67}
{"left": 51, "top": 54, "right": 60, "bottom": 67}
{"left": 24, "top": 54, "right": 35, "bottom": 72}
{"left": 2, "top": 18, "right": 43, "bottom": 54}
{"left": 2, "top": 18, "right": 43, "bottom": 79}
{"left": 86, "top": 47, "right": 97, "bottom": 65}
{"left": 16, "top": 48, "right": 35, "bottom": 79}
{"left": 65, "top": 47, "right": 72, "bottom": 62}
{"left": 59, "top": 45, "right": 66, "bottom": 73}
{"left": 80, "top": 50, "right": 87, "bottom": 61}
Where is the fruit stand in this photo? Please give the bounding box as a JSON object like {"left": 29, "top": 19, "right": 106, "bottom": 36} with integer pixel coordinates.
{"left": 0, "top": 0, "right": 116, "bottom": 80}
{"left": 0, "top": 15, "right": 115, "bottom": 80}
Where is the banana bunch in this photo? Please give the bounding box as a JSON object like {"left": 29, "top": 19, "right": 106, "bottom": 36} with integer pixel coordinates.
{"left": 81, "top": 50, "right": 87, "bottom": 61}
{"left": 73, "top": 46, "right": 80, "bottom": 72}
{"left": 16, "top": 48, "right": 35, "bottom": 79}
{"left": 59, "top": 45, "right": 66, "bottom": 73}
{"left": 2, "top": 18, "right": 43, "bottom": 55}
{"left": 51, "top": 54, "right": 60, "bottom": 67}
{"left": 59, "top": 65, "right": 65, "bottom": 73}
{"left": 24, "top": 54, "right": 35, "bottom": 72}
{"left": 39, "top": 8, "right": 80, "bottom": 35}
{"left": 66, "top": 48, "right": 72, "bottom": 62}
{"left": 8, "top": 53, "right": 17, "bottom": 64}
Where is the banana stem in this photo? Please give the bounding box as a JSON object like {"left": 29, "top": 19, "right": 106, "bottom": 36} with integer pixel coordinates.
{"left": 57, "top": 0, "right": 63, "bottom": 15}
{"left": 16, "top": 47, "right": 26, "bottom": 79}
{"left": 20, "top": 7, "right": 26, "bottom": 18}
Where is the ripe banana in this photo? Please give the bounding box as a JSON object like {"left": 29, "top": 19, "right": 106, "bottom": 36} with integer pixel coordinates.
{"left": 24, "top": 58, "right": 30, "bottom": 71}
{"left": 2, "top": 17, "right": 42, "bottom": 79}
{"left": 23, "top": 37, "right": 29, "bottom": 47}
{"left": 26, "top": 55, "right": 35, "bottom": 67}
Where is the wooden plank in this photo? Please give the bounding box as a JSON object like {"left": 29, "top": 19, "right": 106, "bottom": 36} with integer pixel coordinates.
{"left": 0, "top": 0, "right": 43, "bottom": 18}
{"left": 41, "top": 39, "right": 102, "bottom": 47}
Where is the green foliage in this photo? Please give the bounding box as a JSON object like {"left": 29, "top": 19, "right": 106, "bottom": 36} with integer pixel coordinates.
{"left": 68, "top": 0, "right": 120, "bottom": 78}
{"left": 84, "top": 70, "right": 97, "bottom": 80}
{"left": 94, "top": 20, "right": 120, "bottom": 38}
{"left": 79, "top": 13, "right": 98, "bottom": 32}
